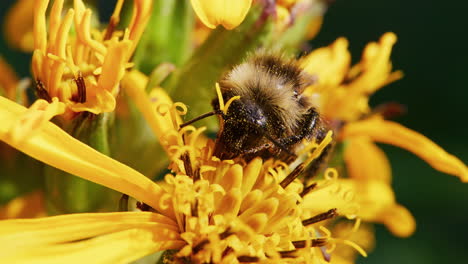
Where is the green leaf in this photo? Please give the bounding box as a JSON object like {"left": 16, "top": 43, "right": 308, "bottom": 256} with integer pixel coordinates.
{"left": 133, "top": 0, "right": 195, "bottom": 74}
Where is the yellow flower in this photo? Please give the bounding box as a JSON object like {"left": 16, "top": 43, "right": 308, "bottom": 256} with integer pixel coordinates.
{"left": 301, "top": 33, "right": 467, "bottom": 181}
{"left": 190, "top": 0, "right": 253, "bottom": 30}
{"left": 0, "top": 80, "right": 367, "bottom": 263}
{"left": 300, "top": 32, "right": 468, "bottom": 237}
{"left": 31, "top": 0, "right": 151, "bottom": 119}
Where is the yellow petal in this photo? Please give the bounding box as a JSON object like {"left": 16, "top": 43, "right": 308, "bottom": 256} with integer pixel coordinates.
{"left": 380, "top": 204, "right": 416, "bottom": 238}
{"left": 68, "top": 89, "right": 116, "bottom": 114}
{"left": 0, "top": 212, "right": 177, "bottom": 245}
{"left": 0, "top": 96, "right": 169, "bottom": 214}
{"left": 97, "top": 40, "right": 131, "bottom": 93}
{"left": 190, "top": 0, "right": 252, "bottom": 30}
{"left": 8, "top": 98, "right": 65, "bottom": 144}
{"left": 0, "top": 212, "right": 184, "bottom": 264}
{"left": 342, "top": 118, "right": 468, "bottom": 182}
{"left": 302, "top": 179, "right": 359, "bottom": 218}
{"left": 338, "top": 179, "right": 415, "bottom": 237}
{"left": 0, "top": 191, "right": 45, "bottom": 219}
{"left": 300, "top": 37, "right": 351, "bottom": 88}
{"left": 344, "top": 136, "right": 392, "bottom": 183}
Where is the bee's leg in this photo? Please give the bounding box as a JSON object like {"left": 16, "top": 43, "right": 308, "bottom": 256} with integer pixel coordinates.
{"left": 238, "top": 142, "right": 272, "bottom": 156}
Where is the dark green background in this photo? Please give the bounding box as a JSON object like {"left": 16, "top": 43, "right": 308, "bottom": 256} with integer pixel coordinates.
{"left": 312, "top": 1, "right": 468, "bottom": 263}
{"left": 0, "top": 0, "right": 467, "bottom": 263}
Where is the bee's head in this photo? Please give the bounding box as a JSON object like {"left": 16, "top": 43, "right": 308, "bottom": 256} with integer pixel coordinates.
{"left": 222, "top": 98, "right": 267, "bottom": 129}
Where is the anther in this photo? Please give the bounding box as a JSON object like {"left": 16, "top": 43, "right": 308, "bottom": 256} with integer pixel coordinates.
{"left": 190, "top": 199, "right": 199, "bottom": 217}
{"left": 136, "top": 201, "right": 151, "bottom": 211}
{"left": 292, "top": 238, "right": 328, "bottom": 248}
{"left": 300, "top": 182, "right": 317, "bottom": 197}
{"left": 302, "top": 208, "right": 338, "bottom": 226}
{"left": 238, "top": 256, "right": 259, "bottom": 262}
{"left": 35, "top": 79, "right": 52, "bottom": 102}
{"left": 181, "top": 152, "right": 193, "bottom": 177}
{"left": 280, "top": 163, "right": 305, "bottom": 188}
{"left": 72, "top": 73, "right": 87, "bottom": 103}
{"left": 219, "top": 228, "right": 233, "bottom": 239}
{"left": 222, "top": 247, "right": 234, "bottom": 258}
{"left": 192, "top": 239, "right": 209, "bottom": 254}
{"left": 278, "top": 249, "right": 297, "bottom": 258}
{"left": 193, "top": 167, "right": 201, "bottom": 181}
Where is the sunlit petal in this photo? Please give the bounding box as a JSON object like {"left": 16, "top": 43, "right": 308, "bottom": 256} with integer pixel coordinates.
{"left": 0, "top": 212, "right": 184, "bottom": 264}
{"left": 0, "top": 96, "right": 168, "bottom": 214}
{"left": 0, "top": 212, "right": 178, "bottom": 246}
{"left": 342, "top": 118, "right": 468, "bottom": 182}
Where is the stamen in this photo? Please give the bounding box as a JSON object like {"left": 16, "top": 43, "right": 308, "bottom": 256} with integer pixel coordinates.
{"left": 280, "top": 163, "right": 304, "bottom": 188}
{"left": 302, "top": 208, "right": 338, "bottom": 226}
{"left": 238, "top": 256, "right": 259, "bottom": 262}
{"left": 366, "top": 102, "right": 407, "bottom": 120}
{"left": 136, "top": 201, "right": 151, "bottom": 211}
{"left": 104, "top": 0, "right": 124, "bottom": 40}
{"left": 35, "top": 79, "right": 51, "bottom": 102}
{"left": 71, "top": 73, "right": 86, "bottom": 103}
{"left": 191, "top": 199, "right": 199, "bottom": 217}
{"left": 223, "top": 95, "right": 241, "bottom": 115}
{"left": 219, "top": 228, "right": 233, "bottom": 239}
{"left": 292, "top": 238, "right": 328, "bottom": 248}
{"left": 181, "top": 152, "right": 193, "bottom": 177}
{"left": 193, "top": 167, "right": 201, "bottom": 181}
{"left": 278, "top": 249, "right": 297, "bottom": 258}
{"left": 215, "top": 83, "right": 225, "bottom": 110}
{"left": 192, "top": 239, "right": 209, "bottom": 254}
{"left": 300, "top": 182, "right": 317, "bottom": 197}
{"left": 222, "top": 247, "right": 234, "bottom": 258}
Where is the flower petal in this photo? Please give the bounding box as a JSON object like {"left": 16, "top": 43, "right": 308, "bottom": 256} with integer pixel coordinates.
{"left": 344, "top": 136, "right": 392, "bottom": 183}
{"left": 0, "top": 96, "right": 169, "bottom": 214}
{"left": 0, "top": 212, "right": 184, "bottom": 264}
{"left": 0, "top": 212, "right": 177, "bottom": 245}
{"left": 338, "top": 179, "right": 416, "bottom": 237}
{"left": 342, "top": 118, "right": 468, "bottom": 182}
{"left": 190, "top": 0, "right": 252, "bottom": 30}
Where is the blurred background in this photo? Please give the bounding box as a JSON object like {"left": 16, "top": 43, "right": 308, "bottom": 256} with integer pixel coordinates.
{"left": 312, "top": 1, "right": 468, "bottom": 263}
{"left": 0, "top": 0, "right": 466, "bottom": 263}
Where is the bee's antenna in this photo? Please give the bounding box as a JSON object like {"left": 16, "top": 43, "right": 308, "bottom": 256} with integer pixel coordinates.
{"left": 179, "top": 110, "right": 223, "bottom": 129}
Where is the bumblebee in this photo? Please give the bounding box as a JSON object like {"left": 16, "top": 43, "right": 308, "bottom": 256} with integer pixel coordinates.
{"left": 181, "top": 52, "right": 331, "bottom": 173}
